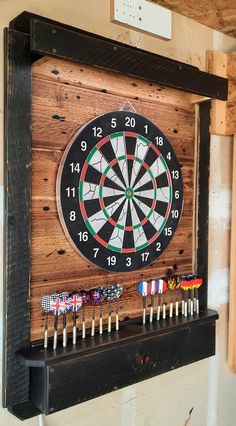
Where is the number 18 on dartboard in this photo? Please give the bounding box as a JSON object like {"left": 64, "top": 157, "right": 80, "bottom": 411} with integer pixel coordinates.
{"left": 56, "top": 110, "right": 184, "bottom": 272}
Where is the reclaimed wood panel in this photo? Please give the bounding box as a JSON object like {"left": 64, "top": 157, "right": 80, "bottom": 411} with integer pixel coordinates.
{"left": 31, "top": 57, "right": 195, "bottom": 342}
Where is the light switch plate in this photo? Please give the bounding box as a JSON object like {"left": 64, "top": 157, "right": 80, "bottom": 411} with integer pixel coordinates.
{"left": 112, "top": 0, "right": 172, "bottom": 39}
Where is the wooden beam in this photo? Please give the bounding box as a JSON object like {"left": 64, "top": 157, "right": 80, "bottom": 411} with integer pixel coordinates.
{"left": 3, "top": 28, "right": 32, "bottom": 408}
{"left": 207, "top": 50, "right": 236, "bottom": 136}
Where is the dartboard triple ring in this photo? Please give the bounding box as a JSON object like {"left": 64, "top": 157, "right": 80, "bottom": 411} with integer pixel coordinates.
{"left": 56, "top": 110, "right": 184, "bottom": 272}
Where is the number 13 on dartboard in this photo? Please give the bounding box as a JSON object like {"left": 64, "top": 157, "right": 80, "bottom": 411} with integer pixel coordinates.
{"left": 56, "top": 110, "right": 184, "bottom": 272}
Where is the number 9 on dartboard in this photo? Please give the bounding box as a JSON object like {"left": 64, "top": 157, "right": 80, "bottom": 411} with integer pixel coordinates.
{"left": 56, "top": 110, "right": 184, "bottom": 272}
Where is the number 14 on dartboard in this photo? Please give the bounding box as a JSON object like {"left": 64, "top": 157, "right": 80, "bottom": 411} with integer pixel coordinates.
{"left": 56, "top": 110, "right": 184, "bottom": 272}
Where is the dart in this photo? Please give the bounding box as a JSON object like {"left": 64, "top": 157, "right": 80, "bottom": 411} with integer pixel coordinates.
{"left": 156, "top": 279, "right": 168, "bottom": 320}
{"left": 98, "top": 287, "right": 107, "bottom": 335}
{"left": 106, "top": 286, "right": 116, "bottom": 333}
{"left": 192, "top": 275, "right": 203, "bottom": 314}
{"left": 167, "top": 277, "right": 176, "bottom": 318}
{"left": 50, "top": 293, "right": 63, "bottom": 350}
{"left": 180, "top": 276, "right": 192, "bottom": 317}
{"left": 149, "top": 280, "right": 156, "bottom": 323}
{"left": 41, "top": 294, "right": 52, "bottom": 348}
{"left": 69, "top": 292, "right": 83, "bottom": 344}
{"left": 114, "top": 284, "right": 123, "bottom": 331}
{"left": 173, "top": 275, "right": 181, "bottom": 316}
{"left": 185, "top": 275, "right": 195, "bottom": 316}
{"left": 60, "top": 292, "right": 71, "bottom": 347}
{"left": 185, "top": 275, "right": 193, "bottom": 315}
{"left": 138, "top": 281, "right": 149, "bottom": 324}
{"left": 90, "top": 289, "right": 101, "bottom": 337}
{"left": 80, "top": 290, "right": 90, "bottom": 339}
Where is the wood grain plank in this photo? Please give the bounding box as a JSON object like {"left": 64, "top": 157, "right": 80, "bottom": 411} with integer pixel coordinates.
{"left": 31, "top": 57, "right": 195, "bottom": 342}
{"left": 32, "top": 78, "right": 195, "bottom": 151}
{"left": 32, "top": 57, "right": 193, "bottom": 110}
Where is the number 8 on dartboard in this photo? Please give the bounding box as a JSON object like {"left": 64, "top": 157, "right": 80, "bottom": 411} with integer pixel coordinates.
{"left": 56, "top": 110, "right": 184, "bottom": 272}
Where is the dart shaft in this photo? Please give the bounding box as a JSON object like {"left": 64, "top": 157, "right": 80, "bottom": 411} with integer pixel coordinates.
{"left": 53, "top": 330, "right": 57, "bottom": 350}
{"left": 82, "top": 305, "right": 86, "bottom": 339}
{"left": 63, "top": 327, "right": 67, "bottom": 347}
{"left": 143, "top": 296, "right": 146, "bottom": 324}
{"left": 195, "top": 288, "right": 199, "bottom": 314}
{"left": 190, "top": 299, "right": 194, "bottom": 316}
{"left": 108, "top": 300, "right": 112, "bottom": 333}
{"left": 150, "top": 294, "right": 154, "bottom": 323}
{"left": 63, "top": 314, "right": 67, "bottom": 347}
{"left": 73, "top": 325, "right": 77, "bottom": 344}
{"left": 99, "top": 316, "right": 103, "bottom": 334}
{"left": 162, "top": 303, "right": 166, "bottom": 319}
{"left": 91, "top": 305, "right": 95, "bottom": 337}
{"left": 150, "top": 306, "right": 154, "bottom": 323}
{"left": 99, "top": 304, "right": 103, "bottom": 335}
{"left": 91, "top": 318, "right": 95, "bottom": 337}
{"left": 108, "top": 315, "right": 112, "bottom": 333}
{"left": 82, "top": 320, "right": 86, "bottom": 339}
{"left": 53, "top": 315, "right": 58, "bottom": 349}
{"left": 184, "top": 303, "right": 188, "bottom": 317}
{"left": 196, "top": 298, "right": 199, "bottom": 314}
{"left": 44, "top": 313, "right": 48, "bottom": 348}
{"left": 73, "top": 311, "right": 77, "bottom": 327}
{"left": 175, "top": 300, "right": 179, "bottom": 316}
{"left": 44, "top": 328, "right": 48, "bottom": 349}
{"left": 116, "top": 313, "right": 119, "bottom": 331}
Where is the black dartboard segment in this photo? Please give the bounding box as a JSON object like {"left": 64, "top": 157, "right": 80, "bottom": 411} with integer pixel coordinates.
{"left": 56, "top": 111, "right": 184, "bottom": 272}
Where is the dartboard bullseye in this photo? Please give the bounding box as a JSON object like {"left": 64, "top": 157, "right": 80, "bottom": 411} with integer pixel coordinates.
{"left": 56, "top": 111, "right": 184, "bottom": 272}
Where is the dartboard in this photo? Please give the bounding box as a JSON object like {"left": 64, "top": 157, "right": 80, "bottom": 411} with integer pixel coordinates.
{"left": 56, "top": 110, "right": 183, "bottom": 272}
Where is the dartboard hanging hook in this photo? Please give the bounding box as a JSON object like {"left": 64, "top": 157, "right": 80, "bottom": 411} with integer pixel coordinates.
{"left": 119, "top": 100, "right": 137, "bottom": 112}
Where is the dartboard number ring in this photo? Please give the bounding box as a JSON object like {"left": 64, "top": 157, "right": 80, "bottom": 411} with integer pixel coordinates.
{"left": 56, "top": 110, "right": 184, "bottom": 272}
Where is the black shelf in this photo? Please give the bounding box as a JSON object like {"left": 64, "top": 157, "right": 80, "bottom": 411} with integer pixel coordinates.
{"left": 17, "top": 310, "right": 218, "bottom": 416}
{"left": 18, "top": 309, "right": 218, "bottom": 367}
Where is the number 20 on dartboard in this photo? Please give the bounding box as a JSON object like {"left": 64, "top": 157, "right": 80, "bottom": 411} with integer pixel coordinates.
{"left": 56, "top": 110, "right": 183, "bottom": 272}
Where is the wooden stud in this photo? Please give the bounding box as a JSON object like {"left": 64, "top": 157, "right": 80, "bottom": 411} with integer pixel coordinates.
{"left": 207, "top": 50, "right": 236, "bottom": 136}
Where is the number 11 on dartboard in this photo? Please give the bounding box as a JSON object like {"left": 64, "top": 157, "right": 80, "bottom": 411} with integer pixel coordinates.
{"left": 56, "top": 110, "right": 184, "bottom": 272}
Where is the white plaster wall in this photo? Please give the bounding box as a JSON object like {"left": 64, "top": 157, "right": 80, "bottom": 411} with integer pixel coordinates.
{"left": 1, "top": 2, "right": 236, "bottom": 425}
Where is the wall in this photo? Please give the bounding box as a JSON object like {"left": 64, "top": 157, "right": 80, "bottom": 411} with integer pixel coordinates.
{"left": 1, "top": 1, "right": 236, "bottom": 425}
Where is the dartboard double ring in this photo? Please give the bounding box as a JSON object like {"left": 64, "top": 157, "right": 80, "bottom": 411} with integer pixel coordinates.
{"left": 56, "top": 110, "right": 184, "bottom": 272}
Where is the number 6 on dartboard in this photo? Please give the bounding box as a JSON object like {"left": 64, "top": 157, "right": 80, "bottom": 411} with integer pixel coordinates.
{"left": 56, "top": 110, "right": 184, "bottom": 272}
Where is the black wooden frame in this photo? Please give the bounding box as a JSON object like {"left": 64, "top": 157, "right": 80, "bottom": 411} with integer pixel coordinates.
{"left": 3, "top": 11, "right": 225, "bottom": 419}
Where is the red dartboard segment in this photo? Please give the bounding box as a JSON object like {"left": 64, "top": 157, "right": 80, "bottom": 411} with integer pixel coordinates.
{"left": 96, "top": 135, "right": 110, "bottom": 149}
{"left": 122, "top": 247, "right": 136, "bottom": 253}
{"left": 57, "top": 110, "right": 183, "bottom": 272}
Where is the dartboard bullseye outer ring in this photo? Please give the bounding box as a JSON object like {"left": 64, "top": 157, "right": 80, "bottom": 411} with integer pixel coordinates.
{"left": 56, "top": 110, "right": 184, "bottom": 273}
